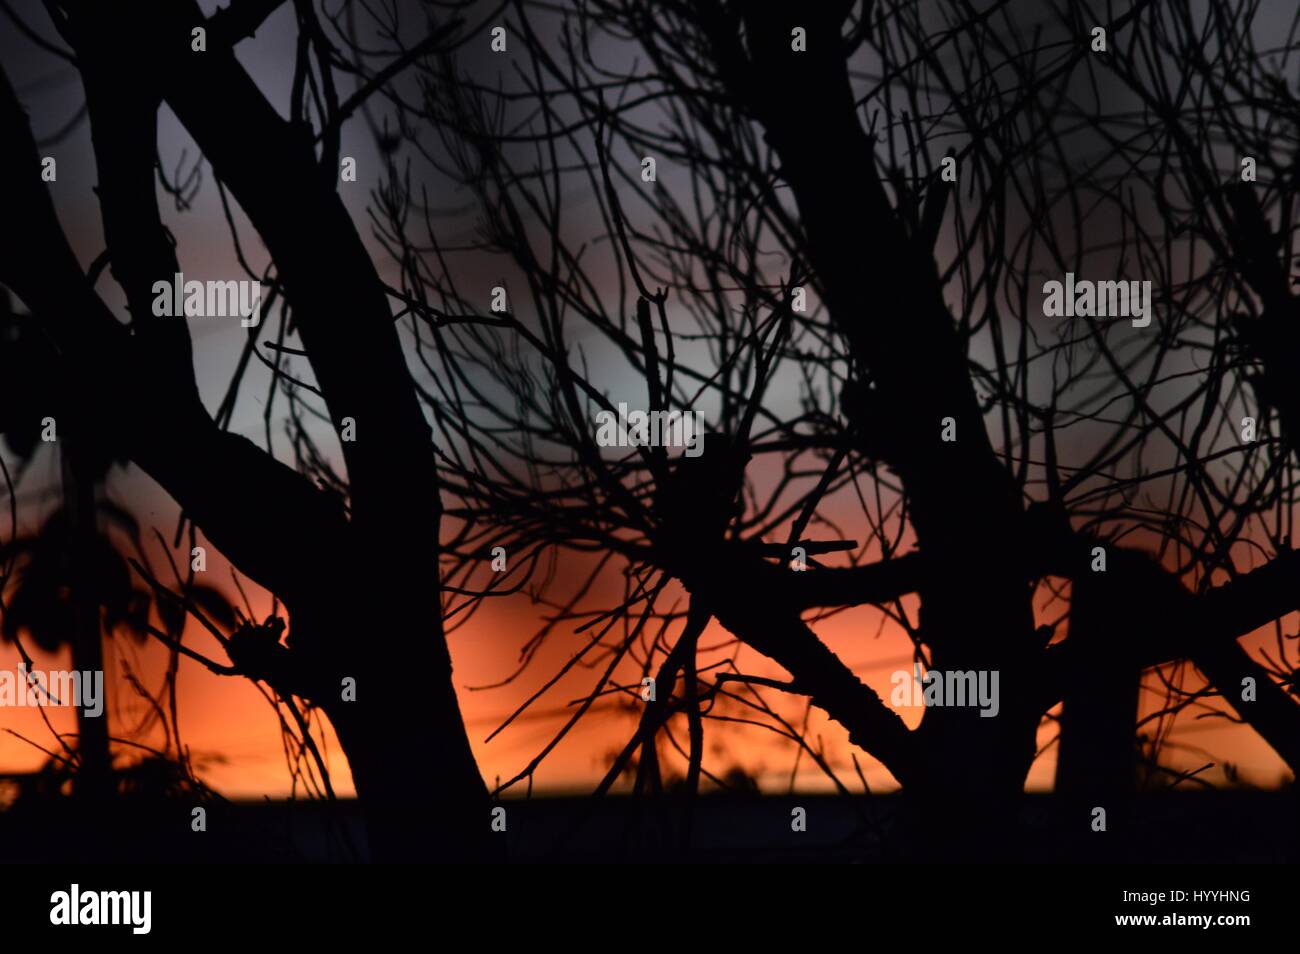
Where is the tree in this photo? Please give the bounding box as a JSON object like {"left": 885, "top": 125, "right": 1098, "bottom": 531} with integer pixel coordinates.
{"left": 0, "top": 0, "right": 486, "bottom": 862}
{"left": 361, "top": 0, "right": 1300, "bottom": 860}
{"left": 4, "top": 0, "right": 1299, "bottom": 865}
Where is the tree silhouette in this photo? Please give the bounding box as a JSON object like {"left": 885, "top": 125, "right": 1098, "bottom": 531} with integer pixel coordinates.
{"left": 0, "top": 0, "right": 486, "bottom": 861}
{"left": 2, "top": 0, "right": 1300, "bottom": 864}
{"left": 361, "top": 0, "right": 1300, "bottom": 860}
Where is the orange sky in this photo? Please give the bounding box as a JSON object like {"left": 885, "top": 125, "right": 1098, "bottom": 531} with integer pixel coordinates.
{"left": 0, "top": 1, "right": 1291, "bottom": 799}
{"left": 1, "top": 490, "right": 1289, "bottom": 801}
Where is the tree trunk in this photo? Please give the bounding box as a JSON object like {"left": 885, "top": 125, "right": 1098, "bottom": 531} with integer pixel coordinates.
{"left": 61, "top": 435, "right": 113, "bottom": 800}
{"left": 323, "top": 640, "right": 489, "bottom": 863}
{"left": 1054, "top": 566, "right": 1141, "bottom": 855}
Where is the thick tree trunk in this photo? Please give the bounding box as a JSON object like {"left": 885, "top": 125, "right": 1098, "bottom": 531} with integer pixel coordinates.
{"left": 721, "top": 1, "right": 1041, "bottom": 856}
{"left": 323, "top": 636, "right": 489, "bottom": 863}
{"left": 1054, "top": 568, "right": 1141, "bottom": 854}
{"left": 896, "top": 715, "right": 1037, "bottom": 863}
{"left": 1054, "top": 671, "right": 1140, "bottom": 841}
{"left": 55, "top": 2, "right": 493, "bottom": 860}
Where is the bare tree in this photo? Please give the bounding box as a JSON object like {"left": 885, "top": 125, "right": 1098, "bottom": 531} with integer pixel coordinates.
{"left": 3, "top": 0, "right": 1299, "bottom": 864}
{"left": 365, "top": 0, "right": 1300, "bottom": 860}
{"left": 0, "top": 0, "right": 487, "bottom": 862}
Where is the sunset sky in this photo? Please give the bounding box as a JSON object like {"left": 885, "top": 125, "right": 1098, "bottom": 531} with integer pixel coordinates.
{"left": 1, "top": 0, "right": 1294, "bottom": 805}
